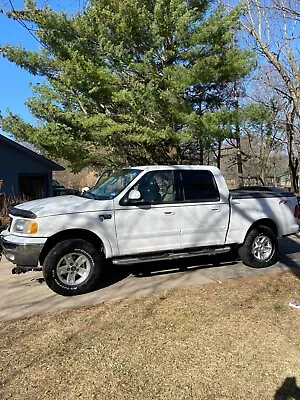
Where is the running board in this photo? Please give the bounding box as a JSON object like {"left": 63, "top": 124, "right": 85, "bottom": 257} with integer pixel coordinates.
{"left": 112, "top": 246, "right": 232, "bottom": 265}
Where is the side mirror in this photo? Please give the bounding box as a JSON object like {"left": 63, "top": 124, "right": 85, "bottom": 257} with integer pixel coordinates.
{"left": 128, "top": 189, "right": 141, "bottom": 201}
{"left": 81, "top": 187, "right": 90, "bottom": 193}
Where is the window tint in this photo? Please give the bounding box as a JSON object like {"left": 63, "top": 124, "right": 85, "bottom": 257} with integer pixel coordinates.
{"left": 122, "top": 171, "right": 176, "bottom": 204}
{"left": 181, "top": 170, "right": 219, "bottom": 202}
{"left": 136, "top": 171, "right": 176, "bottom": 203}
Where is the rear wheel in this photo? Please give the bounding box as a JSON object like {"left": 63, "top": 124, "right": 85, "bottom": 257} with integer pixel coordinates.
{"left": 238, "top": 226, "right": 279, "bottom": 268}
{"left": 43, "top": 239, "right": 103, "bottom": 296}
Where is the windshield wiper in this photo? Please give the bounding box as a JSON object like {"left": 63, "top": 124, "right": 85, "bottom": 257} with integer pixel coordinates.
{"left": 95, "top": 195, "right": 111, "bottom": 200}
{"left": 81, "top": 192, "right": 111, "bottom": 200}
{"left": 81, "top": 191, "right": 97, "bottom": 199}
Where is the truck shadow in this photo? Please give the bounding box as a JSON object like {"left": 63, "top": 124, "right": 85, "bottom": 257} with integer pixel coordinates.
{"left": 95, "top": 236, "right": 300, "bottom": 292}
{"left": 94, "top": 251, "right": 239, "bottom": 292}
{"left": 132, "top": 236, "right": 300, "bottom": 280}
{"left": 129, "top": 251, "right": 239, "bottom": 277}
{"left": 278, "top": 236, "right": 300, "bottom": 279}
{"left": 95, "top": 261, "right": 131, "bottom": 290}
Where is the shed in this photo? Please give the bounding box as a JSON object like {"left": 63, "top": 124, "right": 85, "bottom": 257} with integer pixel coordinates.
{"left": 0, "top": 134, "right": 64, "bottom": 200}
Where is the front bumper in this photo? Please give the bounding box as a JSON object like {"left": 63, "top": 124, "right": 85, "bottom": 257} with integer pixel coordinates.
{"left": 1, "top": 234, "right": 46, "bottom": 267}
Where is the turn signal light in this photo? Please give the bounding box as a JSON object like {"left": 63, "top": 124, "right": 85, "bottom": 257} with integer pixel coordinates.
{"left": 29, "top": 222, "right": 38, "bottom": 234}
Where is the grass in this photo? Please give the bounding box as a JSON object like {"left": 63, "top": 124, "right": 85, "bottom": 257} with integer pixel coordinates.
{"left": 0, "top": 273, "right": 300, "bottom": 400}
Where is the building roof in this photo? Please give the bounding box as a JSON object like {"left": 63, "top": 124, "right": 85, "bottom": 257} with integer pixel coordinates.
{"left": 0, "top": 134, "right": 64, "bottom": 171}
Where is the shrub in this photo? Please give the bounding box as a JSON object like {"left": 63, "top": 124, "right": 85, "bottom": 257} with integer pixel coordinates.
{"left": 0, "top": 194, "right": 29, "bottom": 230}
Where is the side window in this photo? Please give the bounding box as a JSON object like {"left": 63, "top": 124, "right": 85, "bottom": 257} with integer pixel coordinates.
{"left": 122, "top": 171, "right": 176, "bottom": 204}
{"left": 181, "top": 170, "right": 220, "bottom": 202}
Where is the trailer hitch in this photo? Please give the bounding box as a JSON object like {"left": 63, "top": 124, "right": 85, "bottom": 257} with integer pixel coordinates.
{"left": 11, "top": 266, "right": 42, "bottom": 275}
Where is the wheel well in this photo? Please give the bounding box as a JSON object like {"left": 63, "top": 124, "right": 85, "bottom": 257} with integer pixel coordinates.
{"left": 246, "top": 219, "right": 278, "bottom": 238}
{"left": 39, "top": 229, "right": 105, "bottom": 265}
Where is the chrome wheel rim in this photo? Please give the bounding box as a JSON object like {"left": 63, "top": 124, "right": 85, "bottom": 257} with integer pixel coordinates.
{"left": 56, "top": 252, "right": 91, "bottom": 286}
{"left": 251, "top": 234, "right": 273, "bottom": 261}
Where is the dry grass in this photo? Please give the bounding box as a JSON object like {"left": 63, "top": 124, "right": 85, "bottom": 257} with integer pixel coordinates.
{"left": 0, "top": 194, "right": 29, "bottom": 229}
{"left": 0, "top": 273, "right": 300, "bottom": 400}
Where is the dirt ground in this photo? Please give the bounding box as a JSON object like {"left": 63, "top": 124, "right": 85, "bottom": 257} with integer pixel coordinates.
{"left": 0, "top": 272, "right": 299, "bottom": 400}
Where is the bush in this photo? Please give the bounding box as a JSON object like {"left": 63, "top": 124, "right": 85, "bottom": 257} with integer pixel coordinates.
{"left": 0, "top": 194, "right": 29, "bottom": 230}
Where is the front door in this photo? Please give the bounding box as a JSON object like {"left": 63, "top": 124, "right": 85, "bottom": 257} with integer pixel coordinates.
{"left": 114, "top": 170, "right": 181, "bottom": 255}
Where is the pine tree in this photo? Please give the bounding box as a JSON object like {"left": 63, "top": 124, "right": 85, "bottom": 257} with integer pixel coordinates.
{"left": 0, "top": 0, "right": 253, "bottom": 170}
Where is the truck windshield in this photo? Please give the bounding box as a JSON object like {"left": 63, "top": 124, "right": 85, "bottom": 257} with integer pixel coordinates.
{"left": 82, "top": 169, "right": 142, "bottom": 200}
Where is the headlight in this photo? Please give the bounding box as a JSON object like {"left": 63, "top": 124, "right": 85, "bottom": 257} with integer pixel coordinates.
{"left": 13, "top": 219, "right": 38, "bottom": 234}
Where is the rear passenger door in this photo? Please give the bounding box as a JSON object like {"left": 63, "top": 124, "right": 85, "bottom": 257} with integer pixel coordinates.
{"left": 178, "top": 170, "right": 230, "bottom": 248}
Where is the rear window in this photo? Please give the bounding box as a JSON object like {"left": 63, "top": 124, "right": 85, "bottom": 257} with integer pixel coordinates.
{"left": 181, "top": 170, "right": 220, "bottom": 202}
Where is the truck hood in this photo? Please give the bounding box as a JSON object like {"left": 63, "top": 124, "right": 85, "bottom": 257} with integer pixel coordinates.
{"left": 13, "top": 195, "right": 114, "bottom": 218}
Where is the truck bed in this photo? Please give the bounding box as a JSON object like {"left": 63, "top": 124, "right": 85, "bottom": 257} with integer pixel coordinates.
{"left": 230, "top": 188, "right": 295, "bottom": 199}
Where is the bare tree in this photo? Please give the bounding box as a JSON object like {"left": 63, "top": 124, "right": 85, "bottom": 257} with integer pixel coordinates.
{"left": 241, "top": 0, "right": 300, "bottom": 191}
{"left": 272, "top": 0, "right": 300, "bottom": 20}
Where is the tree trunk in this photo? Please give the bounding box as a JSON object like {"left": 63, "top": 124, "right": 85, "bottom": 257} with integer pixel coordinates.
{"left": 289, "top": 157, "right": 299, "bottom": 193}
{"left": 234, "top": 83, "right": 244, "bottom": 187}
{"left": 287, "top": 110, "right": 299, "bottom": 193}
{"left": 199, "top": 140, "right": 204, "bottom": 165}
{"left": 236, "top": 136, "right": 244, "bottom": 187}
{"left": 216, "top": 140, "right": 222, "bottom": 169}
{"left": 288, "top": 143, "right": 299, "bottom": 193}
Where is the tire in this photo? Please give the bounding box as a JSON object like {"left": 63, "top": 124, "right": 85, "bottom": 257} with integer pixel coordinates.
{"left": 238, "top": 226, "right": 279, "bottom": 268}
{"left": 42, "top": 239, "right": 103, "bottom": 296}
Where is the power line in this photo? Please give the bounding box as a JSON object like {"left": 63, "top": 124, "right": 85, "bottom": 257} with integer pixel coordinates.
{"left": 7, "top": 0, "right": 48, "bottom": 49}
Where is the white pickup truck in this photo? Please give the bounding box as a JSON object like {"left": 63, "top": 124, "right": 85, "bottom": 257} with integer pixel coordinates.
{"left": 1, "top": 165, "right": 299, "bottom": 296}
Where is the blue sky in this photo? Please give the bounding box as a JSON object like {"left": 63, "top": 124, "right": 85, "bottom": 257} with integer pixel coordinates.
{"left": 0, "top": 1, "right": 39, "bottom": 124}
{"left": 0, "top": 1, "right": 81, "bottom": 128}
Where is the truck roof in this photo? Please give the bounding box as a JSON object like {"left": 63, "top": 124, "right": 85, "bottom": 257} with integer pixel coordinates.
{"left": 129, "top": 165, "right": 221, "bottom": 173}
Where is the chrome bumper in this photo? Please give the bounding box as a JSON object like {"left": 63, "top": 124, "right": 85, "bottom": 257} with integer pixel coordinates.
{"left": 1, "top": 235, "right": 45, "bottom": 267}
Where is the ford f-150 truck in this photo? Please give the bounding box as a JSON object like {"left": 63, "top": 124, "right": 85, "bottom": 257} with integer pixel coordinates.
{"left": 1, "top": 165, "right": 299, "bottom": 296}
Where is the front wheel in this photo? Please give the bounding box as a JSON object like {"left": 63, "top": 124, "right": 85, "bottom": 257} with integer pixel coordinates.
{"left": 238, "top": 226, "right": 279, "bottom": 268}
{"left": 43, "top": 239, "right": 103, "bottom": 296}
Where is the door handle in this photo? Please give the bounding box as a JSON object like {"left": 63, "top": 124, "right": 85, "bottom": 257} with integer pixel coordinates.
{"left": 99, "top": 214, "right": 112, "bottom": 221}
{"left": 211, "top": 208, "right": 221, "bottom": 212}
{"left": 164, "top": 211, "right": 175, "bottom": 215}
